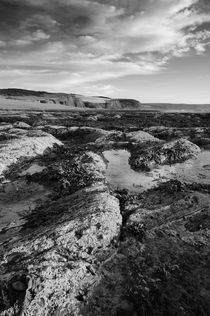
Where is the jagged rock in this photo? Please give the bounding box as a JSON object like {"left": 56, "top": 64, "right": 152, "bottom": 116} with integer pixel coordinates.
{"left": 130, "top": 138, "right": 201, "bottom": 171}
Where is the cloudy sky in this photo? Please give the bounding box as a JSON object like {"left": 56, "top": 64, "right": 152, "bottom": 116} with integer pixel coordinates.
{"left": 0, "top": 0, "right": 210, "bottom": 103}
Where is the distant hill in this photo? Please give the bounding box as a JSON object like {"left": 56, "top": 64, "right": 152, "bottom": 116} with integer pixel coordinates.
{"left": 0, "top": 88, "right": 141, "bottom": 110}
{"left": 0, "top": 88, "right": 209, "bottom": 112}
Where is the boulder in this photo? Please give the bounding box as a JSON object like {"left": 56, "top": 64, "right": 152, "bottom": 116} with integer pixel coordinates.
{"left": 126, "top": 130, "right": 161, "bottom": 144}
{"left": 130, "top": 138, "right": 201, "bottom": 171}
{"left": 0, "top": 151, "right": 122, "bottom": 316}
{"left": 13, "top": 122, "right": 31, "bottom": 129}
{"left": 0, "top": 129, "right": 62, "bottom": 175}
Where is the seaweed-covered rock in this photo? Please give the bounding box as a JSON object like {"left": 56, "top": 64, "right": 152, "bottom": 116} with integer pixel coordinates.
{"left": 13, "top": 122, "right": 31, "bottom": 129}
{"left": 144, "top": 126, "right": 183, "bottom": 140}
{"left": 126, "top": 130, "right": 161, "bottom": 144}
{"left": 130, "top": 138, "right": 201, "bottom": 171}
{"left": 83, "top": 181, "right": 210, "bottom": 316}
{"left": 0, "top": 186, "right": 121, "bottom": 316}
{"left": 0, "top": 148, "right": 122, "bottom": 316}
{"left": 53, "top": 126, "right": 123, "bottom": 145}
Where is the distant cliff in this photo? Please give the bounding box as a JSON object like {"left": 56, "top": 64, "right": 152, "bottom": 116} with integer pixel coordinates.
{"left": 0, "top": 88, "right": 141, "bottom": 110}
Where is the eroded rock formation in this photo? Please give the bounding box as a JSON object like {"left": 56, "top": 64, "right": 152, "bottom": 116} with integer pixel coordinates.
{"left": 0, "top": 112, "right": 209, "bottom": 316}
{"left": 0, "top": 126, "right": 62, "bottom": 175}
{"left": 0, "top": 149, "right": 122, "bottom": 316}
{"left": 130, "top": 138, "right": 201, "bottom": 171}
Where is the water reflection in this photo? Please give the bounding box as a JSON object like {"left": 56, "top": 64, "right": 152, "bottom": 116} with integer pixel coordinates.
{"left": 103, "top": 149, "right": 210, "bottom": 192}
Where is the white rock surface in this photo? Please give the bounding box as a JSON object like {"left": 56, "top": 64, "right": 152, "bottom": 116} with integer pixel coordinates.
{"left": 0, "top": 152, "right": 122, "bottom": 316}
{"left": 0, "top": 130, "right": 62, "bottom": 175}
{"left": 13, "top": 122, "right": 31, "bottom": 129}
{"left": 126, "top": 130, "right": 161, "bottom": 143}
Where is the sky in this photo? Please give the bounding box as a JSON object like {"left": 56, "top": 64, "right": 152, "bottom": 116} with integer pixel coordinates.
{"left": 0, "top": 0, "right": 210, "bottom": 103}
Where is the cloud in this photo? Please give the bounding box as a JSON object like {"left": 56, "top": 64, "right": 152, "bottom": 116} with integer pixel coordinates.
{"left": 0, "top": 0, "right": 210, "bottom": 93}
{"left": 0, "top": 41, "right": 6, "bottom": 47}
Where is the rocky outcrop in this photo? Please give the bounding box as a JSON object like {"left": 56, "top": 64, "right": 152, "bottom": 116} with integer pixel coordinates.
{"left": 130, "top": 138, "right": 201, "bottom": 171}
{"left": 144, "top": 126, "right": 183, "bottom": 140}
{"left": 45, "top": 126, "right": 123, "bottom": 145}
{"left": 118, "top": 181, "right": 210, "bottom": 316}
{"left": 0, "top": 188, "right": 121, "bottom": 316}
{"left": 0, "top": 151, "right": 122, "bottom": 316}
{"left": 13, "top": 122, "right": 31, "bottom": 129}
{"left": 0, "top": 108, "right": 209, "bottom": 316}
{"left": 126, "top": 130, "right": 161, "bottom": 144}
{"left": 143, "top": 126, "right": 210, "bottom": 149}
{"left": 0, "top": 128, "right": 62, "bottom": 175}
{"left": 43, "top": 126, "right": 163, "bottom": 150}
{"left": 77, "top": 181, "right": 210, "bottom": 316}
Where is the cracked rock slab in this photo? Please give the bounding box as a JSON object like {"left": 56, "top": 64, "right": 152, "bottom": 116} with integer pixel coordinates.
{"left": 0, "top": 180, "right": 122, "bottom": 316}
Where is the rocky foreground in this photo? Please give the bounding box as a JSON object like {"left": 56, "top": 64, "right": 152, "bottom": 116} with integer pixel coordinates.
{"left": 0, "top": 112, "right": 209, "bottom": 316}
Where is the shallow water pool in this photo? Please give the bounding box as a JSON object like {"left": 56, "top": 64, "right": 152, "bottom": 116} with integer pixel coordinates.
{"left": 103, "top": 149, "right": 210, "bottom": 192}
{"left": 0, "top": 179, "right": 50, "bottom": 242}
